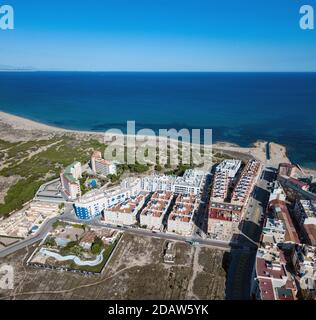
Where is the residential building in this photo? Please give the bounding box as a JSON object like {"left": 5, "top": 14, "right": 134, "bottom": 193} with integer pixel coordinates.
{"left": 295, "top": 200, "right": 316, "bottom": 226}
{"left": 292, "top": 244, "right": 316, "bottom": 295}
{"left": 173, "top": 169, "right": 205, "bottom": 195}
{"left": 138, "top": 169, "right": 204, "bottom": 195}
{"left": 231, "top": 159, "right": 261, "bottom": 206}
{"left": 261, "top": 219, "right": 286, "bottom": 245}
{"left": 294, "top": 200, "right": 316, "bottom": 246}
{"left": 210, "top": 170, "right": 229, "bottom": 203}
{"left": 140, "top": 191, "right": 173, "bottom": 230}
{"left": 103, "top": 193, "right": 148, "bottom": 226}
{"left": 216, "top": 159, "right": 242, "bottom": 178}
{"left": 91, "top": 150, "right": 117, "bottom": 176}
{"left": 141, "top": 174, "right": 175, "bottom": 193}
{"left": 167, "top": 194, "right": 198, "bottom": 236}
{"left": 278, "top": 175, "right": 316, "bottom": 202}
{"left": 74, "top": 169, "right": 204, "bottom": 221}
{"left": 269, "top": 199, "right": 300, "bottom": 244}
{"left": 74, "top": 181, "right": 141, "bottom": 220}
{"left": 79, "top": 231, "right": 96, "bottom": 250}
{"left": 269, "top": 180, "right": 286, "bottom": 203}
{"left": 252, "top": 246, "right": 297, "bottom": 300}
{"left": 60, "top": 161, "right": 82, "bottom": 200}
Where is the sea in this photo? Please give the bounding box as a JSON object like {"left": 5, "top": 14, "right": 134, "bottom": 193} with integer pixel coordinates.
{"left": 0, "top": 72, "right": 316, "bottom": 168}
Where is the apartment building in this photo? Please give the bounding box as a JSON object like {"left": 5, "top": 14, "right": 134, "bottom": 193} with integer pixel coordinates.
{"left": 167, "top": 194, "right": 198, "bottom": 236}
{"left": 294, "top": 200, "right": 316, "bottom": 246}
{"left": 231, "top": 159, "right": 260, "bottom": 206}
{"left": 253, "top": 246, "right": 297, "bottom": 300}
{"left": 103, "top": 193, "right": 148, "bottom": 226}
{"left": 292, "top": 244, "right": 316, "bottom": 295}
{"left": 211, "top": 170, "right": 229, "bottom": 203}
{"left": 74, "top": 180, "right": 141, "bottom": 220}
{"left": 216, "top": 159, "right": 241, "bottom": 178}
{"left": 139, "top": 169, "right": 204, "bottom": 195}
{"left": 141, "top": 174, "right": 175, "bottom": 193}
{"left": 140, "top": 191, "right": 173, "bottom": 230}
{"left": 261, "top": 218, "right": 286, "bottom": 245}
{"left": 91, "top": 150, "right": 117, "bottom": 176}
{"left": 173, "top": 169, "right": 204, "bottom": 195}
{"left": 60, "top": 161, "right": 82, "bottom": 200}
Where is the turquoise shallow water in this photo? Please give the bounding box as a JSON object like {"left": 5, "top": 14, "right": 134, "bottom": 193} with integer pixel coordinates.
{"left": 0, "top": 72, "right": 316, "bottom": 168}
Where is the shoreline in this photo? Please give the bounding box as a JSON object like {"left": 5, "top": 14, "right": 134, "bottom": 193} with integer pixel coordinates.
{"left": 0, "top": 110, "right": 264, "bottom": 146}
{"left": 0, "top": 110, "right": 291, "bottom": 165}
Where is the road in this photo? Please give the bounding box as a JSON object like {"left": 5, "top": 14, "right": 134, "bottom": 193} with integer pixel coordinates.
{"left": 240, "top": 165, "right": 276, "bottom": 243}
{"left": 226, "top": 164, "right": 277, "bottom": 299}
{"left": 59, "top": 214, "right": 236, "bottom": 251}
{"left": 0, "top": 202, "right": 237, "bottom": 259}
{"left": 0, "top": 217, "right": 59, "bottom": 258}
{"left": 0, "top": 165, "right": 272, "bottom": 270}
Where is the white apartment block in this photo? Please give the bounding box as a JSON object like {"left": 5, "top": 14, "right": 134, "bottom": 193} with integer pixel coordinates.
{"left": 173, "top": 169, "right": 205, "bottom": 195}
{"left": 74, "top": 181, "right": 141, "bottom": 220}
{"left": 91, "top": 150, "right": 117, "bottom": 176}
{"left": 216, "top": 159, "right": 242, "bottom": 178}
{"left": 74, "top": 169, "right": 204, "bottom": 221}
{"left": 269, "top": 181, "right": 287, "bottom": 203}
{"left": 141, "top": 175, "right": 175, "bottom": 193}
{"left": 210, "top": 159, "right": 241, "bottom": 203}
{"left": 103, "top": 193, "right": 148, "bottom": 226}
{"left": 262, "top": 218, "right": 286, "bottom": 245}
{"left": 138, "top": 169, "right": 204, "bottom": 195}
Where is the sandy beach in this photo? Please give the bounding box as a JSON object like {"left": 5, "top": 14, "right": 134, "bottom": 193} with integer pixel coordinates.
{"left": 0, "top": 110, "right": 291, "bottom": 165}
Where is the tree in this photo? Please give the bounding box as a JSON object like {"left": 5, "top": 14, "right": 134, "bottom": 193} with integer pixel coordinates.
{"left": 45, "top": 237, "right": 56, "bottom": 247}
{"left": 91, "top": 237, "right": 103, "bottom": 255}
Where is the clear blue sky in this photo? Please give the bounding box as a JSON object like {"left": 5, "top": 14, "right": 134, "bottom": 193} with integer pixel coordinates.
{"left": 1, "top": 0, "right": 316, "bottom": 71}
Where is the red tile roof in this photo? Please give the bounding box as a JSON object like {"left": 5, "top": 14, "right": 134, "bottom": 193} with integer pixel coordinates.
{"left": 258, "top": 279, "right": 275, "bottom": 300}
{"left": 269, "top": 199, "right": 300, "bottom": 244}
{"left": 256, "top": 257, "right": 286, "bottom": 279}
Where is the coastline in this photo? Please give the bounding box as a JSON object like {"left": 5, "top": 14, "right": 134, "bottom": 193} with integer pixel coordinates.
{"left": 0, "top": 110, "right": 290, "bottom": 165}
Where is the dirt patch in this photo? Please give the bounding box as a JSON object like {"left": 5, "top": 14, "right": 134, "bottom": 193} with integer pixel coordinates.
{"left": 0, "top": 175, "right": 20, "bottom": 204}
{"left": 0, "top": 234, "right": 227, "bottom": 300}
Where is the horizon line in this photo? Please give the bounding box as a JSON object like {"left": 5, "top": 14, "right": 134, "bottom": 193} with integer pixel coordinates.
{"left": 1, "top": 70, "right": 316, "bottom": 73}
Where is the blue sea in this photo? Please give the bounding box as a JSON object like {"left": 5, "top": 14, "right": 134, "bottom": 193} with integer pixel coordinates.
{"left": 0, "top": 72, "right": 316, "bottom": 168}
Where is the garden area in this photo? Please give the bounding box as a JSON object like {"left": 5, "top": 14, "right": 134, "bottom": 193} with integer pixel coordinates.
{"left": 30, "top": 223, "right": 121, "bottom": 274}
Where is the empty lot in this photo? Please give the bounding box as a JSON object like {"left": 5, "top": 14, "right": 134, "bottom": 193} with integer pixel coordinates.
{"left": 0, "top": 233, "right": 227, "bottom": 300}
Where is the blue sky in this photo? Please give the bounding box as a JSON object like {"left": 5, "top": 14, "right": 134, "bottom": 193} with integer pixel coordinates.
{"left": 1, "top": 0, "right": 316, "bottom": 71}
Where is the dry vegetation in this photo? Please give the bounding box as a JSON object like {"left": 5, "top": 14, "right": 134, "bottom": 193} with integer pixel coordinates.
{"left": 0, "top": 233, "right": 227, "bottom": 300}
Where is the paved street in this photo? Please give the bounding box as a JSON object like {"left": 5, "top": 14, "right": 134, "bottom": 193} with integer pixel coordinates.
{"left": 240, "top": 165, "right": 276, "bottom": 243}
{"left": 0, "top": 217, "right": 59, "bottom": 258}
{"left": 0, "top": 158, "right": 277, "bottom": 301}
{"left": 0, "top": 200, "right": 237, "bottom": 259}
{"left": 59, "top": 213, "right": 236, "bottom": 251}
{"left": 226, "top": 163, "right": 277, "bottom": 299}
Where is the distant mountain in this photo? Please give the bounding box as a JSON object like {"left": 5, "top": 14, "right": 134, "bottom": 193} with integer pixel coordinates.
{"left": 0, "top": 65, "right": 36, "bottom": 71}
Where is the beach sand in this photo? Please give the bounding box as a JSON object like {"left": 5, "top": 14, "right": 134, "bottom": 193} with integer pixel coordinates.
{"left": 0, "top": 110, "right": 290, "bottom": 165}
